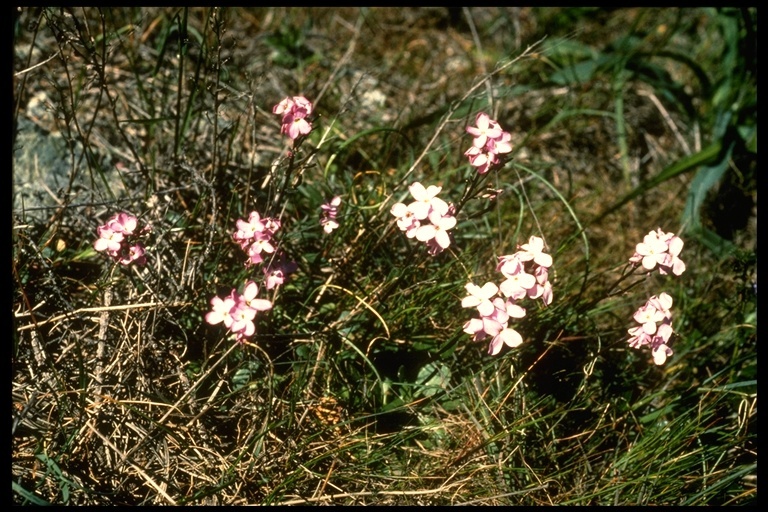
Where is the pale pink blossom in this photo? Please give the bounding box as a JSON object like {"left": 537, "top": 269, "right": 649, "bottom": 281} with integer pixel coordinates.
{"left": 205, "top": 281, "right": 274, "bottom": 342}
{"left": 263, "top": 253, "right": 298, "bottom": 290}
{"left": 652, "top": 343, "right": 673, "bottom": 365}
{"left": 392, "top": 182, "right": 455, "bottom": 255}
{"left": 415, "top": 210, "right": 456, "bottom": 249}
{"left": 282, "top": 112, "right": 312, "bottom": 140}
{"left": 630, "top": 228, "right": 686, "bottom": 276}
{"left": 499, "top": 271, "right": 537, "bottom": 300}
{"left": 94, "top": 212, "right": 148, "bottom": 266}
{"left": 205, "top": 294, "right": 236, "bottom": 328}
{"left": 320, "top": 196, "right": 342, "bottom": 234}
{"left": 273, "top": 96, "right": 314, "bottom": 140}
{"left": 467, "top": 113, "right": 503, "bottom": 148}
{"left": 461, "top": 282, "right": 499, "bottom": 317}
{"left": 626, "top": 293, "right": 676, "bottom": 365}
{"left": 241, "top": 280, "right": 274, "bottom": 312}
{"left": 488, "top": 326, "right": 524, "bottom": 355}
{"left": 517, "top": 236, "right": 553, "bottom": 268}
{"left": 118, "top": 244, "right": 146, "bottom": 266}
{"left": 230, "top": 303, "right": 257, "bottom": 338}
{"left": 407, "top": 182, "right": 448, "bottom": 220}
{"left": 464, "top": 112, "right": 513, "bottom": 174}
{"left": 390, "top": 202, "right": 420, "bottom": 236}
{"left": 94, "top": 225, "right": 124, "bottom": 254}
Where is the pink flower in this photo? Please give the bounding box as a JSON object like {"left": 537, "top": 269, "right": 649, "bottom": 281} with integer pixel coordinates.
{"left": 241, "top": 280, "right": 274, "bottom": 312}
{"left": 488, "top": 131, "right": 513, "bottom": 155}
{"left": 494, "top": 297, "right": 526, "bottom": 320}
{"left": 415, "top": 210, "right": 456, "bottom": 250}
{"left": 274, "top": 96, "right": 314, "bottom": 140}
{"left": 390, "top": 202, "right": 420, "bottom": 236}
{"left": 633, "top": 303, "right": 665, "bottom": 335}
{"left": 263, "top": 253, "right": 298, "bottom": 290}
{"left": 113, "top": 212, "right": 138, "bottom": 235}
{"left": 407, "top": 182, "right": 448, "bottom": 220}
{"left": 626, "top": 293, "right": 675, "bottom": 365}
{"left": 273, "top": 97, "right": 295, "bottom": 115}
{"left": 517, "top": 236, "right": 553, "bottom": 268}
{"left": 652, "top": 343, "right": 673, "bottom": 365}
{"left": 205, "top": 294, "right": 237, "bottom": 328}
{"left": 233, "top": 211, "right": 282, "bottom": 267}
{"left": 464, "top": 146, "right": 498, "bottom": 174}
{"left": 282, "top": 112, "right": 312, "bottom": 140}
{"left": 627, "top": 326, "right": 651, "bottom": 348}
{"left": 647, "top": 292, "right": 673, "bottom": 318}
{"left": 463, "top": 234, "right": 555, "bottom": 355}
{"left": 391, "top": 182, "right": 455, "bottom": 255}
{"left": 94, "top": 212, "right": 148, "bottom": 266}
{"left": 205, "top": 281, "right": 274, "bottom": 342}
{"left": 539, "top": 280, "right": 554, "bottom": 306}
{"left": 230, "top": 302, "right": 257, "bottom": 338}
{"left": 630, "top": 228, "right": 686, "bottom": 276}
{"left": 234, "top": 212, "right": 266, "bottom": 248}
{"left": 118, "top": 243, "right": 146, "bottom": 266}
{"left": 634, "top": 231, "right": 669, "bottom": 270}
{"left": 467, "top": 112, "right": 503, "bottom": 149}
{"left": 246, "top": 235, "right": 275, "bottom": 266}
{"left": 320, "top": 196, "right": 342, "bottom": 234}
{"left": 94, "top": 224, "right": 124, "bottom": 254}
{"left": 464, "top": 112, "right": 513, "bottom": 174}
{"left": 461, "top": 282, "right": 499, "bottom": 317}
{"left": 497, "top": 253, "right": 525, "bottom": 277}
{"left": 463, "top": 316, "right": 500, "bottom": 342}
{"left": 499, "top": 270, "right": 537, "bottom": 300}
{"left": 488, "top": 326, "right": 524, "bottom": 355}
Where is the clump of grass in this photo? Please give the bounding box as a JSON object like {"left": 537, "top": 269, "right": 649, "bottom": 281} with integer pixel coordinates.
{"left": 13, "top": 7, "right": 755, "bottom": 505}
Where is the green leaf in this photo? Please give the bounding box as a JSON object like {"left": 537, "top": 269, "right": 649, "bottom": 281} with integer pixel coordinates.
{"left": 415, "top": 361, "right": 451, "bottom": 398}
{"left": 12, "top": 481, "right": 51, "bottom": 505}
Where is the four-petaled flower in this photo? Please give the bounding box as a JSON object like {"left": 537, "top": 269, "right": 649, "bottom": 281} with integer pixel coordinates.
{"left": 205, "top": 280, "right": 273, "bottom": 342}
{"left": 391, "top": 182, "right": 456, "bottom": 255}
{"left": 273, "top": 96, "right": 314, "bottom": 140}
{"left": 234, "top": 211, "right": 281, "bottom": 268}
{"left": 630, "top": 228, "right": 686, "bottom": 276}
{"left": 93, "top": 212, "right": 149, "bottom": 267}
{"left": 464, "top": 112, "right": 513, "bottom": 174}
{"left": 626, "top": 292, "right": 675, "bottom": 365}
{"left": 263, "top": 252, "right": 298, "bottom": 290}
{"left": 462, "top": 236, "right": 554, "bottom": 356}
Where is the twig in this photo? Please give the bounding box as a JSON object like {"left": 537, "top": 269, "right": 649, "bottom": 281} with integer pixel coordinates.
{"left": 16, "top": 300, "right": 191, "bottom": 331}
{"left": 13, "top": 50, "right": 62, "bottom": 77}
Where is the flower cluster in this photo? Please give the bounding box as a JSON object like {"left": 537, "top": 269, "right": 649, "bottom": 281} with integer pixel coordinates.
{"left": 626, "top": 229, "right": 686, "bottom": 365}
{"left": 320, "top": 196, "right": 342, "bottom": 234}
{"left": 205, "top": 280, "right": 273, "bottom": 342}
{"left": 93, "top": 212, "right": 148, "bottom": 266}
{"left": 263, "top": 252, "right": 299, "bottom": 291}
{"left": 464, "top": 112, "right": 513, "bottom": 174}
{"left": 462, "top": 236, "right": 554, "bottom": 355}
{"left": 232, "top": 210, "right": 297, "bottom": 288}
{"left": 626, "top": 293, "right": 674, "bottom": 365}
{"left": 390, "top": 182, "right": 457, "bottom": 255}
{"left": 273, "top": 96, "right": 314, "bottom": 140}
{"left": 629, "top": 228, "right": 686, "bottom": 276}
{"left": 233, "top": 211, "right": 282, "bottom": 267}
{"left": 496, "top": 236, "right": 554, "bottom": 306}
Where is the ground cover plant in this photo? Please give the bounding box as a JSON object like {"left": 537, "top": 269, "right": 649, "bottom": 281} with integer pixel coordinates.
{"left": 12, "top": 7, "right": 756, "bottom": 505}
